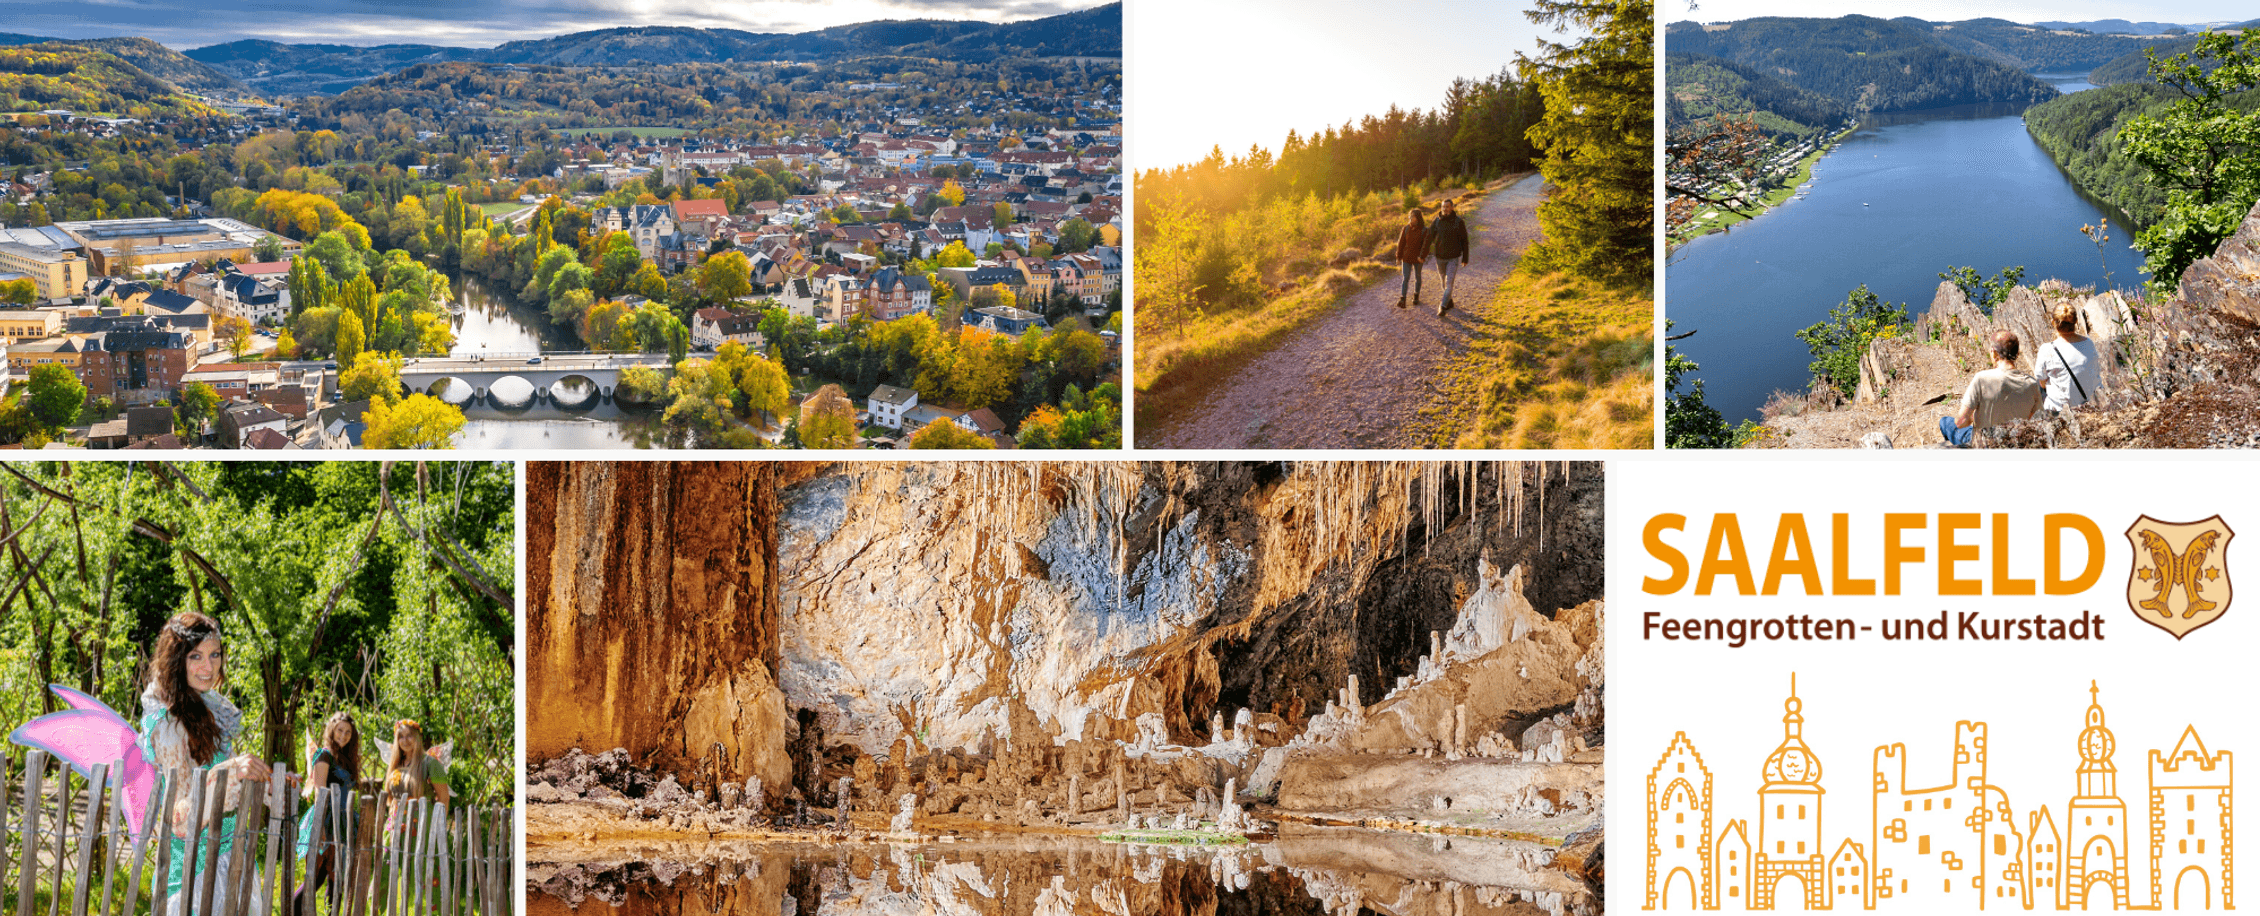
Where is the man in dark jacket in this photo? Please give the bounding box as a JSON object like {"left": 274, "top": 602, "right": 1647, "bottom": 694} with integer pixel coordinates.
{"left": 1427, "top": 198, "right": 1471, "bottom": 315}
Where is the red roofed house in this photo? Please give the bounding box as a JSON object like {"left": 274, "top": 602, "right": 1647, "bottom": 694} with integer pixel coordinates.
{"left": 672, "top": 198, "right": 730, "bottom": 235}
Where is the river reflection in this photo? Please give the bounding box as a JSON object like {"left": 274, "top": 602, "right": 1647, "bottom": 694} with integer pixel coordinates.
{"left": 527, "top": 828, "right": 1594, "bottom": 916}
{"left": 446, "top": 275, "right": 664, "bottom": 448}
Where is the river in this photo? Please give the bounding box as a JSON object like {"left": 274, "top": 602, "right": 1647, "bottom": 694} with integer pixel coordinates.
{"left": 444, "top": 276, "right": 666, "bottom": 449}
{"left": 1667, "top": 73, "right": 2152, "bottom": 424}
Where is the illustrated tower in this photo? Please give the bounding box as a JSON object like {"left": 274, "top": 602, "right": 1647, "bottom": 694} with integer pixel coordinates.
{"left": 1754, "top": 677, "right": 1829, "bottom": 909}
{"left": 1647, "top": 732, "right": 1714, "bottom": 909}
{"left": 2066, "top": 682, "right": 2132, "bottom": 909}
{"left": 2149, "top": 724, "right": 2233, "bottom": 910}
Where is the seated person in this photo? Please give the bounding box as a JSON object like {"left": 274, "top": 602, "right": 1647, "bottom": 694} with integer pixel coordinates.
{"left": 1940, "top": 330, "right": 2045, "bottom": 448}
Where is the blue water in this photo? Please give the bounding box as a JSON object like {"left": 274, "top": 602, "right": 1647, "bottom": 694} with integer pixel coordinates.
{"left": 1667, "top": 74, "right": 2150, "bottom": 423}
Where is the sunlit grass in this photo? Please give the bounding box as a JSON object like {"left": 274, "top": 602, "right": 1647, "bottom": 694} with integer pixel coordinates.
{"left": 1412, "top": 268, "right": 1653, "bottom": 449}
{"left": 1135, "top": 180, "right": 1502, "bottom": 427}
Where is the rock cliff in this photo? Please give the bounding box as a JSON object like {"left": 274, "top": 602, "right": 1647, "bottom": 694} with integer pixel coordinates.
{"left": 1759, "top": 197, "right": 2260, "bottom": 448}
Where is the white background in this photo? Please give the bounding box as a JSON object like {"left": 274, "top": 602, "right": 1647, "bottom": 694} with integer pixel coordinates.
{"left": 1608, "top": 460, "right": 2253, "bottom": 912}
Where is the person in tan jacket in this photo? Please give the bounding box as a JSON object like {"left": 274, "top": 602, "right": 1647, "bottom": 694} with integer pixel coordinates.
{"left": 1394, "top": 209, "right": 1428, "bottom": 309}
{"left": 1939, "top": 330, "right": 2045, "bottom": 448}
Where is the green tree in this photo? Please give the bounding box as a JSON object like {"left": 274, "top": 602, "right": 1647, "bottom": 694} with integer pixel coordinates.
{"left": 1937, "top": 265, "right": 2027, "bottom": 314}
{"left": 1, "top": 278, "right": 40, "bottom": 305}
{"left": 617, "top": 365, "right": 668, "bottom": 402}
{"left": 2120, "top": 31, "right": 2260, "bottom": 294}
{"left": 175, "top": 381, "right": 222, "bottom": 436}
{"left": 252, "top": 234, "right": 285, "bottom": 263}
{"left": 361, "top": 395, "right": 465, "bottom": 448}
{"left": 24, "top": 364, "right": 85, "bottom": 429}
{"left": 1517, "top": 0, "right": 1653, "bottom": 285}
{"left": 1795, "top": 285, "right": 1908, "bottom": 399}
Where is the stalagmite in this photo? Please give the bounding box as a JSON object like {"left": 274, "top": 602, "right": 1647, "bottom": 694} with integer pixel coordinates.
{"left": 1347, "top": 674, "right": 1361, "bottom": 711}
{"left": 1210, "top": 711, "right": 1225, "bottom": 744}
{"left": 1452, "top": 704, "right": 1470, "bottom": 761}
{"left": 1233, "top": 708, "right": 1253, "bottom": 744}
{"left": 747, "top": 778, "right": 764, "bottom": 814}
{"left": 1217, "top": 778, "right": 1246, "bottom": 833}
{"left": 1068, "top": 774, "right": 1082, "bottom": 815}
{"left": 892, "top": 794, "right": 917, "bottom": 833}
{"left": 834, "top": 777, "right": 853, "bottom": 829}
{"left": 1114, "top": 757, "right": 1129, "bottom": 823}
{"left": 1195, "top": 786, "right": 1216, "bottom": 820}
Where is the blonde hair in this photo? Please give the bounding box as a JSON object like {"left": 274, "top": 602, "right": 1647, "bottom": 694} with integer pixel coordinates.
{"left": 2052, "top": 300, "right": 2082, "bottom": 335}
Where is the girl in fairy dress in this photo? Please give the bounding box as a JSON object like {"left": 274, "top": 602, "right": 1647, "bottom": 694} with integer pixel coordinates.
{"left": 295, "top": 711, "right": 361, "bottom": 914}
{"left": 380, "top": 719, "right": 451, "bottom": 820}
{"left": 138, "top": 611, "right": 272, "bottom": 916}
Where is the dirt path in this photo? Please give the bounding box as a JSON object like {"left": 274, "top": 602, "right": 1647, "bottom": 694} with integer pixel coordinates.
{"left": 1142, "top": 175, "right": 1547, "bottom": 449}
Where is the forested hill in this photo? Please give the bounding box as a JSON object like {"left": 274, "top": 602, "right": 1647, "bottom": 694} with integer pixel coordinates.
{"left": 2090, "top": 22, "right": 2260, "bottom": 85}
{"left": 1666, "top": 52, "right": 1849, "bottom": 135}
{"left": 1664, "top": 16, "right": 2056, "bottom": 111}
{"left": 1919, "top": 19, "right": 2178, "bottom": 71}
{"left": 2024, "top": 81, "right": 2260, "bottom": 226}
{"left": 0, "top": 43, "right": 218, "bottom": 118}
{"left": 184, "top": 2, "right": 1118, "bottom": 96}
{"left": 0, "top": 34, "right": 249, "bottom": 97}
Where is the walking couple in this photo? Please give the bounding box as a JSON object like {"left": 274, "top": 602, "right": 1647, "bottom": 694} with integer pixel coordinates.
{"left": 1394, "top": 198, "right": 1472, "bottom": 316}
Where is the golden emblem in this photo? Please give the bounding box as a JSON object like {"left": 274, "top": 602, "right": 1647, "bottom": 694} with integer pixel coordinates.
{"left": 2124, "top": 515, "right": 2233, "bottom": 639}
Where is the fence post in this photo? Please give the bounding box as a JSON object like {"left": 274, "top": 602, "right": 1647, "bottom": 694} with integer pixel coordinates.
{"left": 156, "top": 769, "right": 188, "bottom": 916}
{"left": 256, "top": 763, "right": 288, "bottom": 916}
{"left": 17, "top": 750, "right": 47, "bottom": 916}
{"left": 193, "top": 767, "right": 230, "bottom": 916}
{"left": 223, "top": 771, "right": 262, "bottom": 916}
{"left": 67, "top": 761, "right": 106, "bottom": 916}
{"left": 96, "top": 763, "right": 123, "bottom": 916}
{"left": 48, "top": 757, "right": 73, "bottom": 916}
{"left": 0, "top": 750, "right": 17, "bottom": 916}
{"left": 123, "top": 769, "right": 169, "bottom": 916}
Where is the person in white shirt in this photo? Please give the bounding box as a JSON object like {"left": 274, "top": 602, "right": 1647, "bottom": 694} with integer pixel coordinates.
{"left": 2037, "top": 299, "right": 2101, "bottom": 413}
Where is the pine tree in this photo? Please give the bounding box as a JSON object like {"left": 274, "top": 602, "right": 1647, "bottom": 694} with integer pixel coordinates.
{"left": 1519, "top": 0, "right": 1654, "bottom": 286}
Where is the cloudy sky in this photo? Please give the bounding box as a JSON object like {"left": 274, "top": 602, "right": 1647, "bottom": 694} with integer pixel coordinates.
{"left": 1665, "top": 0, "right": 2255, "bottom": 25}
{"left": 1132, "top": 1, "right": 1554, "bottom": 172}
{"left": 1, "top": 0, "right": 1105, "bottom": 49}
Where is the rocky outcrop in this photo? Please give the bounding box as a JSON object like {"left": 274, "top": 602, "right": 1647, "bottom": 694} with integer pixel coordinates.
{"left": 526, "top": 462, "right": 799, "bottom": 797}
{"left": 1764, "top": 197, "right": 2260, "bottom": 448}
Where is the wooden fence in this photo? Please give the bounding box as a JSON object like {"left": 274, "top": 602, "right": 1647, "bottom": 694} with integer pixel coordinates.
{"left": 0, "top": 748, "right": 512, "bottom": 916}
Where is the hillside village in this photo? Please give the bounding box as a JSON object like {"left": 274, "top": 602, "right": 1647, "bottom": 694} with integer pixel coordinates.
{"left": 0, "top": 18, "right": 1125, "bottom": 449}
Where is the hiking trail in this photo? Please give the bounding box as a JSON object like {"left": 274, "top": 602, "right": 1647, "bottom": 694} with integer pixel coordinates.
{"left": 1141, "top": 174, "right": 1546, "bottom": 449}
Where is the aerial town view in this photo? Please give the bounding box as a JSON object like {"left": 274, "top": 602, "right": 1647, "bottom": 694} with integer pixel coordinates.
{"left": 0, "top": 1, "right": 1122, "bottom": 449}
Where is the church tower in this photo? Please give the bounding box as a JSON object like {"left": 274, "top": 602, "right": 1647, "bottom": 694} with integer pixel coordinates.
{"left": 2066, "top": 682, "right": 2132, "bottom": 909}
{"left": 1754, "top": 676, "right": 1828, "bottom": 909}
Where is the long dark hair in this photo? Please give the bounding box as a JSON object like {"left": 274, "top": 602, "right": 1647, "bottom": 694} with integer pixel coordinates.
{"left": 149, "top": 611, "right": 224, "bottom": 765}
{"left": 321, "top": 711, "right": 361, "bottom": 782}
{"left": 1409, "top": 210, "right": 1426, "bottom": 230}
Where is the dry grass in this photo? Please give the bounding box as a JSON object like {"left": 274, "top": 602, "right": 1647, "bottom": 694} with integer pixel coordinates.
{"left": 1134, "top": 180, "right": 1507, "bottom": 420}
{"left": 1412, "top": 268, "right": 1654, "bottom": 449}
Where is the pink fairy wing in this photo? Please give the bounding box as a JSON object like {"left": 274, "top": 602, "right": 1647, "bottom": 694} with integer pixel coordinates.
{"left": 9, "top": 686, "right": 156, "bottom": 837}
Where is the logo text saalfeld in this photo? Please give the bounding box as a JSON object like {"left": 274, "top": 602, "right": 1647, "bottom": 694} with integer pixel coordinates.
{"left": 1638, "top": 513, "right": 2110, "bottom": 649}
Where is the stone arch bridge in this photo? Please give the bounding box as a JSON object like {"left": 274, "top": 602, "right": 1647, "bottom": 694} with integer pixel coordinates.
{"left": 398, "top": 352, "right": 674, "bottom": 402}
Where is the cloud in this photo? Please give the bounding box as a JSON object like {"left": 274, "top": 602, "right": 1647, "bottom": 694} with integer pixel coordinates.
{"left": 0, "top": 0, "right": 1104, "bottom": 49}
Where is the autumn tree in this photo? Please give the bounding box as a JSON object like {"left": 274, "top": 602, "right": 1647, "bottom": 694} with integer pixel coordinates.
{"left": 800, "top": 384, "right": 858, "bottom": 449}
{"left": 361, "top": 395, "right": 465, "bottom": 448}
{"left": 340, "top": 352, "right": 407, "bottom": 406}
{"left": 909, "top": 421, "right": 995, "bottom": 449}
{"left": 217, "top": 315, "right": 255, "bottom": 360}
{"left": 334, "top": 309, "right": 367, "bottom": 368}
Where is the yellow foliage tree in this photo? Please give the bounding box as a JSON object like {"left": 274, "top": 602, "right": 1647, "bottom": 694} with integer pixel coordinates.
{"left": 361, "top": 394, "right": 465, "bottom": 449}
{"left": 799, "top": 384, "right": 858, "bottom": 450}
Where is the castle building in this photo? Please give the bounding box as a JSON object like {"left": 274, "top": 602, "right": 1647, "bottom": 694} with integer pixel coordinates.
{"left": 2148, "top": 724, "right": 2232, "bottom": 909}
{"left": 1871, "top": 720, "right": 2029, "bottom": 908}
{"left": 1754, "top": 679, "right": 1829, "bottom": 909}
{"left": 1648, "top": 732, "right": 1714, "bottom": 909}
{"left": 2066, "top": 683, "right": 2133, "bottom": 909}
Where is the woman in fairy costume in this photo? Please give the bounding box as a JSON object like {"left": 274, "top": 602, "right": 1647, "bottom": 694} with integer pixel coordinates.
{"left": 295, "top": 711, "right": 360, "bottom": 913}
{"left": 138, "top": 611, "right": 271, "bottom": 915}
